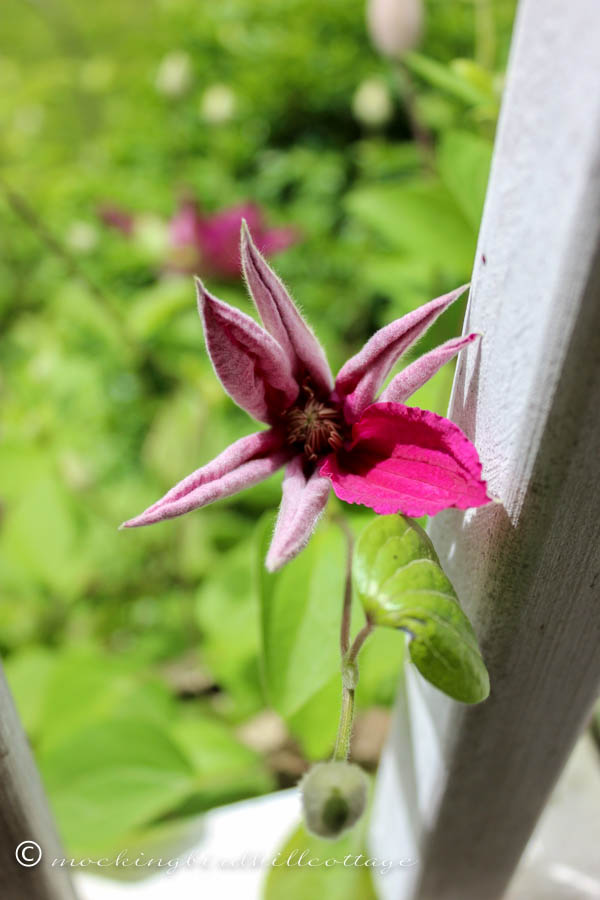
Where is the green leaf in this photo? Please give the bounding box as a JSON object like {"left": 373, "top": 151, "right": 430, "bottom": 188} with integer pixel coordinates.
{"left": 40, "top": 718, "right": 197, "bottom": 856}
{"left": 4, "top": 646, "right": 57, "bottom": 739}
{"left": 345, "top": 178, "right": 475, "bottom": 275}
{"left": 196, "top": 541, "right": 264, "bottom": 718}
{"left": 287, "top": 675, "right": 341, "bottom": 760}
{"left": 35, "top": 650, "right": 174, "bottom": 752}
{"left": 438, "top": 130, "right": 493, "bottom": 230}
{"left": 257, "top": 513, "right": 356, "bottom": 719}
{"left": 166, "top": 714, "right": 274, "bottom": 812}
{"left": 264, "top": 818, "right": 377, "bottom": 900}
{"left": 404, "top": 52, "right": 495, "bottom": 107}
{"left": 353, "top": 516, "right": 489, "bottom": 704}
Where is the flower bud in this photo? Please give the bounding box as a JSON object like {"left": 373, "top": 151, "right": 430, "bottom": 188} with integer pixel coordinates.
{"left": 155, "top": 51, "right": 193, "bottom": 98}
{"left": 352, "top": 78, "right": 394, "bottom": 129}
{"left": 366, "top": 0, "right": 423, "bottom": 59}
{"left": 301, "top": 761, "right": 368, "bottom": 839}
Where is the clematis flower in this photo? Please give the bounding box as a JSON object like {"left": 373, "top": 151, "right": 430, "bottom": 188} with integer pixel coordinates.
{"left": 99, "top": 196, "right": 297, "bottom": 279}
{"left": 121, "top": 223, "right": 491, "bottom": 570}
{"left": 167, "top": 198, "right": 297, "bottom": 278}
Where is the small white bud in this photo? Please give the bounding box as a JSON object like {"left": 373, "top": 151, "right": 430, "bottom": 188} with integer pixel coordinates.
{"left": 352, "top": 77, "right": 394, "bottom": 128}
{"left": 133, "top": 214, "right": 169, "bottom": 260}
{"left": 199, "top": 83, "right": 237, "bottom": 124}
{"left": 301, "top": 761, "right": 368, "bottom": 839}
{"left": 366, "top": 0, "right": 423, "bottom": 59}
{"left": 155, "top": 51, "right": 193, "bottom": 98}
{"left": 66, "top": 221, "right": 98, "bottom": 254}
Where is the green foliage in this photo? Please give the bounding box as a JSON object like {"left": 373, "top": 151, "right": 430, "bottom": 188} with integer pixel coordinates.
{"left": 353, "top": 516, "right": 490, "bottom": 704}
{"left": 5, "top": 647, "right": 273, "bottom": 857}
{"left": 257, "top": 514, "right": 349, "bottom": 719}
{"left": 0, "top": 0, "right": 514, "bottom": 863}
{"left": 264, "top": 818, "right": 377, "bottom": 900}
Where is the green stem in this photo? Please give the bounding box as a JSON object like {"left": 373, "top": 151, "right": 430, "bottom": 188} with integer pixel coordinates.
{"left": 347, "top": 618, "right": 374, "bottom": 665}
{"left": 332, "top": 516, "right": 375, "bottom": 762}
{"left": 474, "top": 0, "right": 495, "bottom": 70}
{"left": 333, "top": 680, "right": 355, "bottom": 762}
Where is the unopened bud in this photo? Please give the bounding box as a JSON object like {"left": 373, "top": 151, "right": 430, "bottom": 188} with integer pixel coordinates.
{"left": 366, "top": 0, "right": 423, "bottom": 59}
{"left": 352, "top": 78, "right": 394, "bottom": 129}
{"left": 301, "top": 761, "right": 368, "bottom": 839}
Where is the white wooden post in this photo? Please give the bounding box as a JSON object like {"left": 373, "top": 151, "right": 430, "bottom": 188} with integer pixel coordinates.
{"left": 0, "top": 666, "right": 78, "bottom": 899}
{"left": 371, "top": 0, "right": 600, "bottom": 897}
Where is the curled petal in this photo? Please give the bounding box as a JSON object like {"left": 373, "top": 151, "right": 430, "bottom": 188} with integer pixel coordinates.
{"left": 241, "top": 221, "right": 333, "bottom": 395}
{"left": 266, "top": 456, "right": 331, "bottom": 572}
{"left": 121, "top": 430, "right": 290, "bottom": 528}
{"left": 335, "top": 285, "right": 469, "bottom": 423}
{"left": 197, "top": 279, "right": 299, "bottom": 423}
{"left": 320, "top": 402, "right": 491, "bottom": 517}
{"left": 380, "top": 333, "right": 480, "bottom": 404}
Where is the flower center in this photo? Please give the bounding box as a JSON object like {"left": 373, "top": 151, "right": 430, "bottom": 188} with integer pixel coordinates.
{"left": 283, "top": 388, "right": 345, "bottom": 462}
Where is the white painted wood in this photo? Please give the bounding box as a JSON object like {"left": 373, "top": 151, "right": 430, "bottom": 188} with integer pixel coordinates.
{"left": 371, "top": 0, "right": 600, "bottom": 897}
{"left": 0, "top": 665, "right": 78, "bottom": 900}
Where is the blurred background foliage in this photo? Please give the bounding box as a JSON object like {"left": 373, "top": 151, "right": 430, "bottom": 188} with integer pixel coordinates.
{"left": 0, "top": 0, "right": 516, "bottom": 875}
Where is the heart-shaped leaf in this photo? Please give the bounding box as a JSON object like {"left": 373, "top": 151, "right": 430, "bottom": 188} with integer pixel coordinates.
{"left": 353, "top": 516, "right": 489, "bottom": 704}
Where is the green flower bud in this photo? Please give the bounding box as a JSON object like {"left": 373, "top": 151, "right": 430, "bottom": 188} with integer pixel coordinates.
{"left": 301, "top": 761, "right": 368, "bottom": 839}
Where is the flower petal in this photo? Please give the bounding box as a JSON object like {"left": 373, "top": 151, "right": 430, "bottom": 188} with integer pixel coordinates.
{"left": 335, "top": 285, "right": 469, "bottom": 423}
{"left": 197, "top": 279, "right": 299, "bottom": 423}
{"left": 241, "top": 221, "right": 333, "bottom": 395}
{"left": 265, "top": 456, "right": 331, "bottom": 572}
{"left": 258, "top": 226, "right": 298, "bottom": 256}
{"left": 320, "top": 402, "right": 491, "bottom": 517}
{"left": 121, "top": 430, "right": 290, "bottom": 528}
{"left": 380, "top": 332, "right": 480, "bottom": 404}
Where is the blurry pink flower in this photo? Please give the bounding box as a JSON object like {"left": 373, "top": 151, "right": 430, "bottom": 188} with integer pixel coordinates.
{"left": 98, "top": 204, "right": 135, "bottom": 235}
{"left": 167, "top": 198, "right": 297, "bottom": 278}
{"left": 99, "top": 197, "right": 297, "bottom": 278}
{"left": 121, "top": 223, "right": 490, "bottom": 570}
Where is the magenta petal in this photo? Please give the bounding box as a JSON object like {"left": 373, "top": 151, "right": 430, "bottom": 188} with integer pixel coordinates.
{"left": 320, "top": 402, "right": 491, "bottom": 517}
{"left": 197, "top": 279, "right": 299, "bottom": 423}
{"left": 265, "top": 456, "right": 331, "bottom": 572}
{"left": 335, "top": 285, "right": 469, "bottom": 423}
{"left": 241, "top": 222, "right": 333, "bottom": 395}
{"left": 380, "top": 332, "right": 480, "bottom": 404}
{"left": 121, "top": 430, "right": 290, "bottom": 528}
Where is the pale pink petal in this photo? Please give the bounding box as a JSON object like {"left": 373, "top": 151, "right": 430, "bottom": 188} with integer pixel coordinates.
{"left": 170, "top": 198, "right": 204, "bottom": 248}
{"left": 380, "top": 333, "right": 480, "bottom": 404}
{"left": 265, "top": 456, "right": 331, "bottom": 572}
{"left": 197, "top": 279, "right": 300, "bottom": 423}
{"left": 320, "top": 402, "right": 491, "bottom": 517}
{"left": 121, "top": 430, "right": 290, "bottom": 528}
{"left": 241, "top": 221, "right": 333, "bottom": 395}
{"left": 335, "top": 285, "right": 469, "bottom": 423}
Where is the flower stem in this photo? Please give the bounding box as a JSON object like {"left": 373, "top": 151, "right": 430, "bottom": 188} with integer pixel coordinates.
{"left": 347, "top": 618, "right": 375, "bottom": 665}
{"left": 333, "top": 677, "right": 356, "bottom": 762}
{"left": 332, "top": 515, "right": 375, "bottom": 762}
{"left": 335, "top": 514, "right": 355, "bottom": 656}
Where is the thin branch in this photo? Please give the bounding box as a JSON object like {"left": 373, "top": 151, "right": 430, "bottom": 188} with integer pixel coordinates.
{"left": 347, "top": 617, "right": 375, "bottom": 665}
{"left": 333, "top": 513, "right": 355, "bottom": 657}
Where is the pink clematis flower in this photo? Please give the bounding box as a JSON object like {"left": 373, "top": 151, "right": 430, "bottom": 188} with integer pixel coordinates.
{"left": 168, "top": 198, "right": 297, "bottom": 278}
{"left": 121, "top": 223, "right": 491, "bottom": 570}
{"left": 99, "top": 197, "right": 297, "bottom": 279}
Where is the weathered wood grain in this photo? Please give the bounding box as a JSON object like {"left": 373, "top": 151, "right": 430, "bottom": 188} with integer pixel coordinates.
{"left": 0, "top": 666, "right": 78, "bottom": 900}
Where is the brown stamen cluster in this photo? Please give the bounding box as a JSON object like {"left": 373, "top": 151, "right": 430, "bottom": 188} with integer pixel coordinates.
{"left": 284, "top": 390, "right": 345, "bottom": 462}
